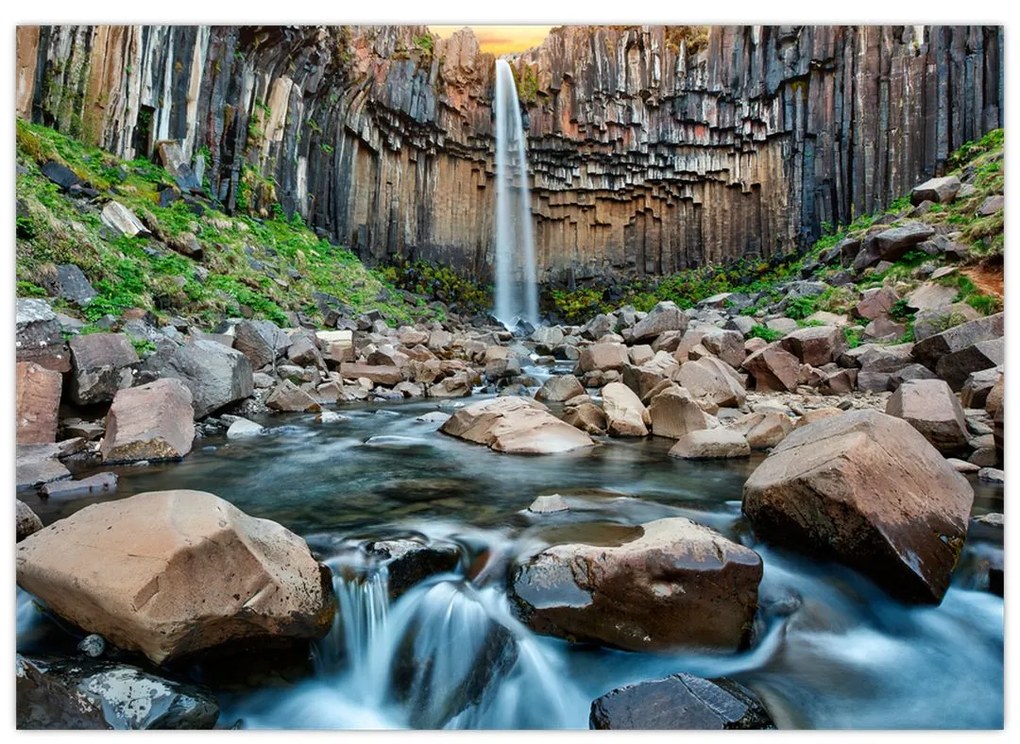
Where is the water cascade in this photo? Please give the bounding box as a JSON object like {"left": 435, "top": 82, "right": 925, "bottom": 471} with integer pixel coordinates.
{"left": 493, "top": 59, "right": 538, "bottom": 328}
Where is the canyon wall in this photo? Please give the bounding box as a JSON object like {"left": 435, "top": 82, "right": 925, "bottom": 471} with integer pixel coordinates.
{"left": 16, "top": 24, "right": 1003, "bottom": 285}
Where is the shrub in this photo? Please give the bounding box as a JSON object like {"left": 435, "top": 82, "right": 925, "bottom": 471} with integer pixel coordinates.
{"left": 748, "top": 325, "right": 783, "bottom": 343}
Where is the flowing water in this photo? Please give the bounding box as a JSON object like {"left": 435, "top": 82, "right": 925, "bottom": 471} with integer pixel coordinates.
{"left": 493, "top": 59, "right": 538, "bottom": 328}
{"left": 17, "top": 396, "right": 1004, "bottom": 730}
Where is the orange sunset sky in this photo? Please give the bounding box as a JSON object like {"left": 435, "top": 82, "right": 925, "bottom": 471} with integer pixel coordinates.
{"left": 428, "top": 25, "right": 556, "bottom": 55}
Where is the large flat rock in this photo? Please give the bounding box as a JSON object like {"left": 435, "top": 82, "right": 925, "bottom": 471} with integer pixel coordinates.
{"left": 440, "top": 396, "right": 595, "bottom": 454}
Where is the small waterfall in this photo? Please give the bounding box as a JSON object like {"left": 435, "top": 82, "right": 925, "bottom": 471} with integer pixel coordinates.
{"left": 493, "top": 58, "right": 538, "bottom": 328}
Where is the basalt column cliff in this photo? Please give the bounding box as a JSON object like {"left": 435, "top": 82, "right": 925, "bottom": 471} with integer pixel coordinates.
{"left": 16, "top": 25, "right": 1003, "bottom": 285}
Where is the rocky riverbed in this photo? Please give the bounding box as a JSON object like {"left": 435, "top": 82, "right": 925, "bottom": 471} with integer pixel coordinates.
{"left": 14, "top": 260, "right": 1005, "bottom": 728}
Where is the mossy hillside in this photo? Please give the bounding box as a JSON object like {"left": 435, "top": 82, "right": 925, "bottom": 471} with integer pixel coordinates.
{"left": 548, "top": 129, "right": 1004, "bottom": 330}
{"left": 16, "top": 120, "right": 440, "bottom": 329}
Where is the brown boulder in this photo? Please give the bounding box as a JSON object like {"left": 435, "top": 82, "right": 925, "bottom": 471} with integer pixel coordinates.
{"left": 701, "top": 329, "right": 746, "bottom": 369}
{"left": 562, "top": 402, "right": 608, "bottom": 435}
{"left": 668, "top": 429, "right": 750, "bottom": 459}
{"left": 16, "top": 361, "right": 62, "bottom": 445}
{"left": 647, "top": 386, "right": 711, "bottom": 440}
{"left": 742, "top": 346, "right": 802, "bottom": 392}
{"left": 676, "top": 357, "right": 746, "bottom": 410}
{"left": 742, "top": 410, "right": 974, "bottom": 603}
{"left": 536, "top": 374, "right": 585, "bottom": 403}
{"left": 509, "top": 517, "right": 761, "bottom": 652}
{"left": 577, "top": 343, "right": 629, "bottom": 373}
{"left": 339, "top": 363, "right": 404, "bottom": 386}
{"left": 440, "top": 396, "right": 595, "bottom": 454}
{"left": 778, "top": 326, "right": 847, "bottom": 367}
{"left": 17, "top": 500, "right": 44, "bottom": 542}
{"left": 266, "top": 379, "right": 322, "bottom": 413}
{"left": 100, "top": 379, "right": 195, "bottom": 464}
{"left": 886, "top": 379, "right": 969, "bottom": 455}
{"left": 601, "top": 382, "right": 649, "bottom": 437}
{"left": 852, "top": 286, "right": 899, "bottom": 321}
{"left": 16, "top": 490, "right": 335, "bottom": 664}
{"left": 728, "top": 412, "right": 794, "bottom": 450}
{"left": 631, "top": 301, "right": 689, "bottom": 343}
{"left": 910, "top": 176, "right": 961, "bottom": 205}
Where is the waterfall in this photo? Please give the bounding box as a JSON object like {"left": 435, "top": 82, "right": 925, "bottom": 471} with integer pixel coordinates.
{"left": 493, "top": 59, "right": 538, "bottom": 328}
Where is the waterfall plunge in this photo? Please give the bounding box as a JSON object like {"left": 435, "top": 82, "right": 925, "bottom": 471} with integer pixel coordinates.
{"left": 493, "top": 59, "right": 538, "bottom": 328}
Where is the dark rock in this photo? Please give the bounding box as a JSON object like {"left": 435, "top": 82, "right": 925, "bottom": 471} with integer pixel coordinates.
{"left": 39, "top": 264, "right": 97, "bottom": 306}
{"left": 935, "top": 337, "right": 1004, "bottom": 392}
{"left": 156, "top": 140, "right": 202, "bottom": 192}
{"left": 77, "top": 635, "right": 107, "bottom": 659}
{"left": 743, "top": 410, "right": 973, "bottom": 603}
{"left": 16, "top": 298, "right": 62, "bottom": 351}
{"left": 589, "top": 673, "right": 775, "bottom": 730}
{"left": 16, "top": 654, "right": 218, "bottom": 729}
{"left": 961, "top": 367, "right": 1002, "bottom": 409}
{"left": 977, "top": 194, "right": 1003, "bottom": 216}
{"left": 39, "top": 161, "right": 82, "bottom": 191}
{"left": 162, "top": 340, "right": 254, "bottom": 418}
{"left": 362, "top": 537, "right": 462, "bottom": 600}
{"left": 912, "top": 312, "right": 1003, "bottom": 372}
{"left": 68, "top": 333, "right": 139, "bottom": 406}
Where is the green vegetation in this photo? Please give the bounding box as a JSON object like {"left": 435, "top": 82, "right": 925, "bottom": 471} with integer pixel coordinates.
{"left": 16, "top": 120, "right": 437, "bottom": 329}
{"left": 412, "top": 33, "right": 434, "bottom": 57}
{"left": 748, "top": 325, "right": 784, "bottom": 343}
{"left": 379, "top": 259, "right": 488, "bottom": 318}
{"left": 515, "top": 64, "right": 540, "bottom": 105}
{"left": 842, "top": 326, "right": 864, "bottom": 349}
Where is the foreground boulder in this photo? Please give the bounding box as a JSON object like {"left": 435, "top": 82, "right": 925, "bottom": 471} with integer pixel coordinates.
{"left": 589, "top": 673, "right": 775, "bottom": 730}
{"left": 743, "top": 410, "right": 974, "bottom": 603}
{"left": 440, "top": 396, "right": 595, "bottom": 454}
{"left": 100, "top": 379, "right": 195, "bottom": 464}
{"left": 885, "top": 379, "right": 969, "bottom": 455}
{"left": 16, "top": 655, "right": 218, "bottom": 729}
{"left": 509, "top": 517, "right": 762, "bottom": 652}
{"left": 16, "top": 361, "right": 62, "bottom": 444}
{"left": 163, "top": 341, "right": 254, "bottom": 419}
{"left": 16, "top": 490, "right": 335, "bottom": 664}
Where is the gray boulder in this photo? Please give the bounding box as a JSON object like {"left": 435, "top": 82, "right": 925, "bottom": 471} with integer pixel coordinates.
{"left": 163, "top": 340, "right": 254, "bottom": 418}
{"left": 68, "top": 333, "right": 139, "bottom": 406}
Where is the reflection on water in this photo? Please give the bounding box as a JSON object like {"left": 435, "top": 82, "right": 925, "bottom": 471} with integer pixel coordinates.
{"left": 16, "top": 397, "right": 1004, "bottom": 729}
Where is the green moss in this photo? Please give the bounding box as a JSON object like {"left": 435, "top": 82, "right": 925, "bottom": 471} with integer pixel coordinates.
{"left": 748, "top": 325, "right": 784, "bottom": 343}
{"left": 842, "top": 326, "right": 864, "bottom": 349}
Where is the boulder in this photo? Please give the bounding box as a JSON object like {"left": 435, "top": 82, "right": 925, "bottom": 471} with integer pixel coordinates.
{"left": 647, "top": 387, "right": 711, "bottom": 440}
{"left": 287, "top": 335, "right": 325, "bottom": 368}
{"left": 852, "top": 286, "right": 899, "bottom": 321}
{"left": 729, "top": 411, "right": 794, "bottom": 450}
{"left": 936, "top": 338, "right": 1004, "bottom": 392}
{"left": 701, "top": 329, "right": 746, "bottom": 369}
{"left": 39, "top": 160, "right": 82, "bottom": 190}
{"left": 669, "top": 429, "right": 750, "bottom": 459}
{"left": 577, "top": 343, "right": 629, "bottom": 373}
{"left": 100, "top": 379, "right": 195, "bottom": 463}
{"left": 16, "top": 490, "right": 335, "bottom": 664}
{"left": 360, "top": 537, "right": 461, "bottom": 600}
{"left": 16, "top": 444, "right": 71, "bottom": 491}
{"left": 509, "top": 518, "right": 761, "bottom": 651}
{"left": 589, "top": 673, "right": 775, "bottom": 730}
{"left": 580, "top": 313, "right": 616, "bottom": 340}
{"left": 42, "top": 472, "right": 118, "bottom": 500}
{"left": 68, "top": 333, "right": 139, "bottom": 406}
{"left": 886, "top": 379, "right": 969, "bottom": 455}
{"left": 958, "top": 367, "right": 1000, "bottom": 410}
{"left": 232, "top": 320, "right": 288, "bottom": 369}
{"left": 854, "top": 223, "right": 935, "bottom": 270}
{"left": 440, "top": 396, "right": 595, "bottom": 454}
{"left": 910, "top": 176, "right": 961, "bottom": 205}
{"left": 628, "top": 344, "right": 655, "bottom": 366}
{"left": 226, "top": 417, "right": 265, "bottom": 439}
{"left": 913, "top": 303, "right": 981, "bottom": 342}
{"left": 40, "top": 263, "right": 97, "bottom": 307}
{"left": 530, "top": 326, "right": 564, "bottom": 349}
{"left": 979, "top": 468, "right": 1004, "bottom": 484}
{"left": 339, "top": 363, "right": 403, "bottom": 386}
{"left": 742, "top": 346, "right": 802, "bottom": 392}
{"left": 100, "top": 201, "right": 150, "bottom": 237}
{"left": 266, "top": 380, "right": 321, "bottom": 413}
{"left": 16, "top": 362, "right": 62, "bottom": 445}
{"left": 317, "top": 330, "right": 354, "bottom": 365}
{"left": 163, "top": 340, "right": 254, "bottom": 419}
{"left": 630, "top": 301, "right": 688, "bottom": 343}
{"left": 977, "top": 194, "right": 1004, "bottom": 216}
{"left": 911, "top": 312, "right": 1003, "bottom": 371}
{"left": 985, "top": 373, "right": 1004, "bottom": 417}
{"left": 527, "top": 494, "right": 569, "bottom": 514}
{"left": 562, "top": 402, "right": 608, "bottom": 435}
{"left": 906, "top": 282, "right": 959, "bottom": 312}
{"left": 863, "top": 316, "right": 907, "bottom": 342}
{"left": 676, "top": 357, "right": 747, "bottom": 410}
{"left": 428, "top": 372, "right": 475, "bottom": 399}
{"left": 535, "top": 374, "right": 585, "bottom": 403}
{"left": 16, "top": 655, "right": 219, "bottom": 730}
{"left": 601, "top": 382, "right": 649, "bottom": 437}
{"left": 764, "top": 317, "right": 798, "bottom": 335}
{"left": 742, "top": 410, "right": 974, "bottom": 603}
{"left": 16, "top": 500, "right": 44, "bottom": 542}
{"left": 778, "top": 325, "right": 847, "bottom": 366}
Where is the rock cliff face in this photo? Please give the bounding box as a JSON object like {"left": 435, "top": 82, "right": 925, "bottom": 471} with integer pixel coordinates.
{"left": 17, "top": 24, "right": 1002, "bottom": 285}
